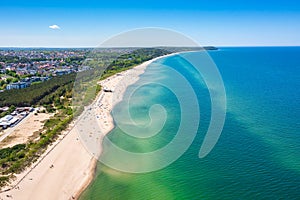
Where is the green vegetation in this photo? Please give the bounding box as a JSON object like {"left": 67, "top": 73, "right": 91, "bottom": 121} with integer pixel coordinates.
{"left": 0, "top": 71, "right": 20, "bottom": 90}
{"left": 73, "top": 48, "right": 170, "bottom": 109}
{"left": 0, "top": 55, "right": 28, "bottom": 64}
{"left": 102, "top": 48, "right": 170, "bottom": 79}
{"left": 0, "top": 73, "right": 75, "bottom": 107}
{"left": 0, "top": 105, "right": 15, "bottom": 118}
{"left": 0, "top": 54, "right": 85, "bottom": 64}
{"left": 4, "top": 70, "right": 19, "bottom": 79}
{"left": 0, "top": 115, "right": 73, "bottom": 186}
{"left": 0, "top": 48, "right": 171, "bottom": 187}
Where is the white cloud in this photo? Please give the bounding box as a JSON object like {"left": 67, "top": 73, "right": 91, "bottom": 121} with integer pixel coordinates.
{"left": 49, "top": 25, "right": 61, "bottom": 30}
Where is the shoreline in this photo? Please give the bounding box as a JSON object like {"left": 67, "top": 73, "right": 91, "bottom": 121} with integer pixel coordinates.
{"left": 72, "top": 158, "right": 97, "bottom": 199}
{"left": 75, "top": 52, "right": 178, "bottom": 199}
{"left": 0, "top": 52, "right": 177, "bottom": 200}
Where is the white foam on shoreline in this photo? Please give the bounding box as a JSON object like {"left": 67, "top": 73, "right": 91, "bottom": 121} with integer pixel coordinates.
{"left": 0, "top": 53, "right": 177, "bottom": 200}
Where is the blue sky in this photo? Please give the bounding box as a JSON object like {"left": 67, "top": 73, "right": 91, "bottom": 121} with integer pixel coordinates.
{"left": 0, "top": 0, "right": 299, "bottom": 47}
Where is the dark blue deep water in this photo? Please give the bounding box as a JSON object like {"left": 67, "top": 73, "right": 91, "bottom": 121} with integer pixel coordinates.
{"left": 81, "top": 47, "right": 300, "bottom": 199}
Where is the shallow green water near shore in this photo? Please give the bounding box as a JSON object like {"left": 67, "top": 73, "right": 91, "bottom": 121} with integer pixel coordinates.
{"left": 80, "top": 48, "right": 300, "bottom": 199}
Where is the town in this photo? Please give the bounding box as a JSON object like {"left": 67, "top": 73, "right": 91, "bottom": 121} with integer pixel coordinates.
{"left": 0, "top": 48, "right": 88, "bottom": 91}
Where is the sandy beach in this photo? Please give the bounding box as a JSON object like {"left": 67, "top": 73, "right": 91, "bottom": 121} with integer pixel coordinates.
{"left": 0, "top": 111, "right": 53, "bottom": 149}
{"left": 0, "top": 54, "right": 174, "bottom": 200}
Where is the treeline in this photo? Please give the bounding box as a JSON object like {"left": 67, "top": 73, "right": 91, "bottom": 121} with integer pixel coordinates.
{"left": 0, "top": 55, "right": 31, "bottom": 64}
{"left": 74, "top": 48, "right": 171, "bottom": 107}
{"left": 107, "top": 48, "right": 170, "bottom": 70}
{"left": 99, "top": 48, "right": 170, "bottom": 80}
{"left": 0, "top": 48, "right": 172, "bottom": 187}
{"left": 0, "top": 73, "right": 76, "bottom": 107}
{"left": 0, "top": 48, "right": 171, "bottom": 108}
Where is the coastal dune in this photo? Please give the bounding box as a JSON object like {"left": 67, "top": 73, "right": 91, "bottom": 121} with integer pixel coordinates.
{"left": 0, "top": 54, "right": 172, "bottom": 200}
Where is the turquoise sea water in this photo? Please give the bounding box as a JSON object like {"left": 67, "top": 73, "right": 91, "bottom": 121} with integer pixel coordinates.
{"left": 80, "top": 47, "right": 300, "bottom": 199}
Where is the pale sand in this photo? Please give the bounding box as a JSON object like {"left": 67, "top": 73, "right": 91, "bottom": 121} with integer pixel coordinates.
{"left": 0, "top": 53, "right": 175, "bottom": 200}
{"left": 0, "top": 112, "right": 53, "bottom": 149}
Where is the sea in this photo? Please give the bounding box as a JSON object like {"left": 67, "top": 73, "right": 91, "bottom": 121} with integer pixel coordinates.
{"left": 80, "top": 47, "right": 300, "bottom": 199}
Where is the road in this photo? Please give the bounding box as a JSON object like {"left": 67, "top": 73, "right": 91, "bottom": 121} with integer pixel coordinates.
{"left": 0, "top": 112, "right": 34, "bottom": 143}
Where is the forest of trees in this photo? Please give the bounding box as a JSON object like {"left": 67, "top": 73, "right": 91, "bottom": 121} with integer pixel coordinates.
{"left": 0, "top": 73, "right": 76, "bottom": 107}
{"left": 0, "top": 48, "right": 171, "bottom": 108}
{"left": 0, "top": 48, "right": 172, "bottom": 187}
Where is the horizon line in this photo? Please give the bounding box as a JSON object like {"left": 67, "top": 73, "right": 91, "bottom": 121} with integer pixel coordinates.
{"left": 0, "top": 45, "right": 300, "bottom": 49}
